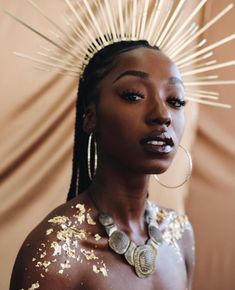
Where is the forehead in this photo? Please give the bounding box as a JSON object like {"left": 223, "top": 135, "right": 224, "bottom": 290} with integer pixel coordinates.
{"left": 107, "top": 47, "right": 182, "bottom": 83}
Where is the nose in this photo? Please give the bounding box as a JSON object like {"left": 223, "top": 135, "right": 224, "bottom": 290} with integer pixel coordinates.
{"left": 146, "top": 98, "right": 172, "bottom": 127}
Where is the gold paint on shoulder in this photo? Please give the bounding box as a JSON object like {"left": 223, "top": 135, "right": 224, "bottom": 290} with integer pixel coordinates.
{"left": 86, "top": 212, "right": 96, "bottom": 225}
{"left": 150, "top": 202, "right": 191, "bottom": 254}
{"left": 30, "top": 203, "right": 109, "bottom": 280}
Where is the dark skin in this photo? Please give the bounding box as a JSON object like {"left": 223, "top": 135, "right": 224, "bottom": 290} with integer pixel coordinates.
{"left": 10, "top": 48, "right": 195, "bottom": 290}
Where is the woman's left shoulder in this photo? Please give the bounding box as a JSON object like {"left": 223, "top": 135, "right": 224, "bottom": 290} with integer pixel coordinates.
{"left": 150, "top": 202, "right": 193, "bottom": 243}
{"left": 150, "top": 202, "right": 195, "bottom": 287}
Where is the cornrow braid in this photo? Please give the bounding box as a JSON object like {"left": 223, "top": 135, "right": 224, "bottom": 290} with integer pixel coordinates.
{"left": 67, "top": 40, "right": 160, "bottom": 201}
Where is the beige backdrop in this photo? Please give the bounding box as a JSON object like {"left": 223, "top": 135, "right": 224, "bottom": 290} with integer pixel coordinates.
{"left": 186, "top": 1, "right": 235, "bottom": 290}
{"left": 0, "top": 1, "right": 235, "bottom": 290}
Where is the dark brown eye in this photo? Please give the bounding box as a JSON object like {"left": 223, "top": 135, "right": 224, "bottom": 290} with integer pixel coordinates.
{"left": 167, "top": 97, "right": 186, "bottom": 108}
{"left": 119, "top": 90, "right": 145, "bottom": 102}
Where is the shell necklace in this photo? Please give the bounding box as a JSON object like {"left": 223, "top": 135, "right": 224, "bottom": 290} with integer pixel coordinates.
{"left": 98, "top": 201, "right": 163, "bottom": 278}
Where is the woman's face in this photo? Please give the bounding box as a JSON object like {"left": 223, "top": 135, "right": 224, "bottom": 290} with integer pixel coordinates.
{"left": 91, "top": 47, "right": 185, "bottom": 175}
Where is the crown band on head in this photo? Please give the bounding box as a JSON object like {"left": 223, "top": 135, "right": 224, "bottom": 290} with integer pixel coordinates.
{"left": 5, "top": 0, "right": 235, "bottom": 108}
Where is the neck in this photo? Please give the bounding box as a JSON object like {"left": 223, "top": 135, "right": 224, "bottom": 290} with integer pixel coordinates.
{"left": 88, "top": 166, "right": 150, "bottom": 232}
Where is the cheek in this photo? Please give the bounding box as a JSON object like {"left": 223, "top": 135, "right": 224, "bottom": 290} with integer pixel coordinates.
{"left": 96, "top": 107, "right": 138, "bottom": 140}
{"left": 95, "top": 99, "right": 142, "bottom": 152}
{"left": 172, "top": 112, "right": 185, "bottom": 142}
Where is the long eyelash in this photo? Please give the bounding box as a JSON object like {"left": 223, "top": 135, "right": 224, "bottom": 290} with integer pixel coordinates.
{"left": 168, "top": 97, "right": 186, "bottom": 107}
{"left": 120, "top": 90, "right": 145, "bottom": 98}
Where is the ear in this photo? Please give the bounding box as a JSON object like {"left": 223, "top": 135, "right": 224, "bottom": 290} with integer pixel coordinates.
{"left": 83, "top": 103, "right": 97, "bottom": 134}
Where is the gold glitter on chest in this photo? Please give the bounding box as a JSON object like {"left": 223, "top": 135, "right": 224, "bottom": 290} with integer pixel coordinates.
{"left": 29, "top": 202, "right": 190, "bottom": 287}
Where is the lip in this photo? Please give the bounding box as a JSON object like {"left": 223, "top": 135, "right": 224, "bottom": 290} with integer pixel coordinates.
{"left": 140, "top": 131, "right": 174, "bottom": 154}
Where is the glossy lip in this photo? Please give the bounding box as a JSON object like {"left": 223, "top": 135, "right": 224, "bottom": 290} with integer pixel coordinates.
{"left": 140, "top": 131, "right": 174, "bottom": 154}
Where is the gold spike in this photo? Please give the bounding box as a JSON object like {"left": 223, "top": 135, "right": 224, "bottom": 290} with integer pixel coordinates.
{"left": 162, "top": 0, "right": 208, "bottom": 49}
{"left": 95, "top": 0, "right": 112, "bottom": 39}
{"left": 146, "top": 0, "right": 163, "bottom": 41}
{"left": 164, "top": 23, "right": 198, "bottom": 54}
{"left": 185, "top": 75, "right": 218, "bottom": 81}
{"left": 181, "top": 60, "right": 217, "bottom": 73}
{"left": 34, "top": 65, "right": 79, "bottom": 77}
{"left": 117, "top": 0, "right": 125, "bottom": 38}
{"left": 4, "top": 10, "right": 78, "bottom": 58}
{"left": 178, "top": 52, "right": 213, "bottom": 69}
{"left": 62, "top": 14, "right": 90, "bottom": 55}
{"left": 185, "top": 93, "right": 219, "bottom": 100}
{"left": 83, "top": 0, "right": 107, "bottom": 44}
{"left": 184, "top": 80, "right": 235, "bottom": 86}
{"left": 37, "top": 51, "right": 81, "bottom": 68}
{"left": 170, "top": 3, "right": 234, "bottom": 58}
{"left": 174, "top": 39, "right": 207, "bottom": 63}
{"left": 144, "top": 0, "right": 159, "bottom": 40}
{"left": 175, "top": 34, "right": 235, "bottom": 65}
{"left": 185, "top": 89, "right": 219, "bottom": 96}
{"left": 157, "top": 0, "right": 186, "bottom": 46}
{"left": 139, "top": 0, "right": 150, "bottom": 39}
{"left": 131, "top": 0, "right": 137, "bottom": 39}
{"left": 185, "top": 97, "right": 231, "bottom": 109}
{"left": 152, "top": 0, "right": 174, "bottom": 44}
{"left": 103, "top": 0, "right": 117, "bottom": 40}
{"left": 14, "top": 52, "right": 80, "bottom": 74}
{"left": 181, "top": 60, "right": 235, "bottom": 76}
{"left": 26, "top": 0, "right": 83, "bottom": 51}
{"left": 65, "top": 0, "right": 98, "bottom": 48}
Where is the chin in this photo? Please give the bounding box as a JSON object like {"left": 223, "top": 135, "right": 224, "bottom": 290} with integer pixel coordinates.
{"left": 142, "top": 160, "right": 173, "bottom": 175}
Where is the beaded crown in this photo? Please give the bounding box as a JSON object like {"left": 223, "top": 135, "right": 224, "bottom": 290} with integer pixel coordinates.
{"left": 5, "top": 0, "right": 235, "bottom": 108}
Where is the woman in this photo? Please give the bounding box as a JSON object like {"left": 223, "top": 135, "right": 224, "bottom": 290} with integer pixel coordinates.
{"left": 10, "top": 40, "right": 195, "bottom": 290}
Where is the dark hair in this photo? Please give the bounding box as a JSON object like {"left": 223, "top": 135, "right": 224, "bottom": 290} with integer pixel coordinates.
{"left": 67, "top": 40, "right": 160, "bottom": 201}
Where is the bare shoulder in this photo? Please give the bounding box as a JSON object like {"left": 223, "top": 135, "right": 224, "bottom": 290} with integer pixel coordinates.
{"left": 151, "top": 202, "right": 195, "bottom": 288}
{"left": 10, "top": 194, "right": 106, "bottom": 290}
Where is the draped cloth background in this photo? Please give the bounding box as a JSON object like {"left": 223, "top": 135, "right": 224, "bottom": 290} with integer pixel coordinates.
{"left": 0, "top": 1, "right": 235, "bottom": 290}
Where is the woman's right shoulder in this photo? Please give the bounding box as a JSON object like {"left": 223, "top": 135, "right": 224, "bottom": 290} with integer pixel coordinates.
{"left": 10, "top": 196, "right": 94, "bottom": 290}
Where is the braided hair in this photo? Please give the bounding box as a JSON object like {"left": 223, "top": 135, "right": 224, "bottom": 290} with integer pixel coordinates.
{"left": 67, "top": 40, "right": 160, "bottom": 201}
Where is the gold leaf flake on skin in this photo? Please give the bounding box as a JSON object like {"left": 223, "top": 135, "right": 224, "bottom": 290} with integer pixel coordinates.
{"left": 75, "top": 203, "right": 85, "bottom": 213}
{"left": 51, "top": 241, "right": 62, "bottom": 256}
{"left": 62, "top": 243, "right": 76, "bottom": 258}
{"left": 92, "top": 264, "right": 108, "bottom": 277}
{"left": 35, "top": 261, "right": 51, "bottom": 272}
{"left": 73, "top": 213, "right": 85, "bottom": 224}
{"left": 74, "top": 203, "right": 86, "bottom": 224}
{"left": 40, "top": 251, "right": 47, "bottom": 259}
{"left": 42, "top": 261, "right": 51, "bottom": 268}
{"left": 72, "top": 240, "right": 78, "bottom": 247}
{"left": 58, "top": 260, "right": 71, "bottom": 274}
{"left": 57, "top": 227, "right": 88, "bottom": 242}
{"left": 48, "top": 216, "right": 69, "bottom": 225}
{"left": 81, "top": 249, "right": 99, "bottom": 260}
{"left": 28, "top": 281, "right": 40, "bottom": 290}
{"left": 46, "top": 228, "right": 53, "bottom": 235}
{"left": 86, "top": 213, "right": 96, "bottom": 225}
{"left": 94, "top": 234, "right": 101, "bottom": 241}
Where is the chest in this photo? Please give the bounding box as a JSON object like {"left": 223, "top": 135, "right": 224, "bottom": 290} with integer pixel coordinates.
{"left": 75, "top": 242, "right": 188, "bottom": 290}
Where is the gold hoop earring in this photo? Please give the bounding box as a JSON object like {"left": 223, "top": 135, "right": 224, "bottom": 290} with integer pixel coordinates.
{"left": 154, "top": 145, "right": 192, "bottom": 189}
{"left": 87, "top": 133, "right": 97, "bottom": 180}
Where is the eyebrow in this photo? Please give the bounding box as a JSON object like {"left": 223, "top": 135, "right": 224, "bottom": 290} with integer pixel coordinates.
{"left": 168, "top": 77, "right": 184, "bottom": 88}
{"left": 113, "top": 70, "right": 149, "bottom": 83}
{"left": 113, "top": 70, "right": 184, "bottom": 88}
